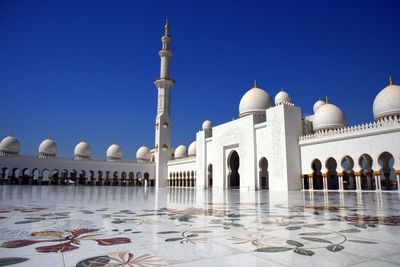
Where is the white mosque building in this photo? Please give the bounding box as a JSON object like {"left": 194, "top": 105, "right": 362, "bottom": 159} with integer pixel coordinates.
{"left": 1, "top": 21, "right": 400, "bottom": 192}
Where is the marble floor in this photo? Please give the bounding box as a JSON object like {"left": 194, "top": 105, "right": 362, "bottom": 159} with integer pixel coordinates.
{"left": 0, "top": 186, "right": 399, "bottom": 266}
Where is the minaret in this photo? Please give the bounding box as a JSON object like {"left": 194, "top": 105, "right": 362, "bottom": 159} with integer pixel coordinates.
{"left": 154, "top": 19, "right": 175, "bottom": 187}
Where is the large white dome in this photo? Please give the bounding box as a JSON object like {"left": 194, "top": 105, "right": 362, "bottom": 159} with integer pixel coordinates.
{"left": 202, "top": 120, "right": 212, "bottom": 131}
{"left": 313, "top": 99, "right": 325, "bottom": 113}
{"left": 373, "top": 81, "right": 400, "bottom": 121}
{"left": 38, "top": 138, "right": 57, "bottom": 157}
{"left": 136, "top": 145, "right": 151, "bottom": 161}
{"left": 313, "top": 103, "right": 345, "bottom": 131}
{"left": 239, "top": 82, "right": 272, "bottom": 117}
{"left": 174, "top": 145, "right": 188, "bottom": 159}
{"left": 188, "top": 141, "right": 196, "bottom": 156}
{"left": 0, "top": 135, "right": 20, "bottom": 154}
{"left": 74, "top": 141, "right": 92, "bottom": 159}
{"left": 107, "top": 144, "right": 122, "bottom": 160}
{"left": 275, "top": 89, "right": 291, "bottom": 105}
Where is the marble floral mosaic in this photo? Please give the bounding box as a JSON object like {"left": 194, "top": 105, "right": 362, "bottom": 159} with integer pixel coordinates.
{"left": 0, "top": 186, "right": 399, "bottom": 266}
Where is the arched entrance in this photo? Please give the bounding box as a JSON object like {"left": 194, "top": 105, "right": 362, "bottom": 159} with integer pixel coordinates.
{"left": 358, "top": 154, "right": 374, "bottom": 190}
{"left": 228, "top": 150, "right": 240, "bottom": 188}
{"left": 325, "top": 157, "right": 339, "bottom": 190}
{"left": 311, "top": 159, "right": 323, "bottom": 190}
{"left": 341, "top": 155, "right": 355, "bottom": 190}
{"left": 378, "top": 152, "right": 396, "bottom": 190}
{"left": 207, "top": 164, "right": 213, "bottom": 188}
{"left": 259, "top": 157, "right": 268, "bottom": 189}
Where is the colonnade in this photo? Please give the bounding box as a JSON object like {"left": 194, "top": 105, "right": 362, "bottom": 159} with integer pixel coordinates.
{"left": 167, "top": 171, "right": 196, "bottom": 187}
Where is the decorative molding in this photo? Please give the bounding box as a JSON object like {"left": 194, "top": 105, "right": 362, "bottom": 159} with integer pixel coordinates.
{"left": 299, "top": 116, "right": 400, "bottom": 143}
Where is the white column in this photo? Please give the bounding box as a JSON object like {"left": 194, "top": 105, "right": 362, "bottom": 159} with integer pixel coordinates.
{"left": 355, "top": 173, "right": 361, "bottom": 191}
{"left": 396, "top": 171, "right": 400, "bottom": 191}
{"left": 322, "top": 173, "right": 328, "bottom": 191}
{"left": 338, "top": 173, "right": 344, "bottom": 191}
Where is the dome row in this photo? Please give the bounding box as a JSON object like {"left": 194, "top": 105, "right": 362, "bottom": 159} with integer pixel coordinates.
{"left": 238, "top": 78, "right": 400, "bottom": 131}
{"left": 0, "top": 137, "right": 153, "bottom": 162}
{"left": 239, "top": 81, "right": 292, "bottom": 118}
{"left": 173, "top": 141, "right": 196, "bottom": 159}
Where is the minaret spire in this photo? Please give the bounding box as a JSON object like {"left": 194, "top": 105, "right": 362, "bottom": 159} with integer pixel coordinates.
{"left": 164, "top": 18, "right": 169, "bottom": 36}
{"left": 154, "top": 20, "right": 175, "bottom": 188}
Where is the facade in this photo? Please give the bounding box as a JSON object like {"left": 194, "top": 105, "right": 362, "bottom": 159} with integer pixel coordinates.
{"left": 1, "top": 22, "right": 400, "bottom": 191}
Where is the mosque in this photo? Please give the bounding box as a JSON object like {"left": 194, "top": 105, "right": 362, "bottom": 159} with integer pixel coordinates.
{"left": 1, "top": 21, "right": 400, "bottom": 192}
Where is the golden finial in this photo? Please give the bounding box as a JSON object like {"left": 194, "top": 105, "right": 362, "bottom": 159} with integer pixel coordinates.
{"left": 325, "top": 96, "right": 329, "bottom": 104}
{"left": 253, "top": 80, "right": 257, "bottom": 88}
{"left": 389, "top": 75, "right": 393, "bottom": 85}
{"left": 164, "top": 18, "right": 169, "bottom": 34}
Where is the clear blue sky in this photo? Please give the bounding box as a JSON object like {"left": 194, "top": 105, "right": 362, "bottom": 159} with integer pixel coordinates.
{"left": 1, "top": 0, "right": 399, "bottom": 159}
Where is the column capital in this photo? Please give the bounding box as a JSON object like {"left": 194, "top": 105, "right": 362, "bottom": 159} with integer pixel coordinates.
{"left": 354, "top": 171, "right": 362, "bottom": 176}
{"left": 337, "top": 172, "right": 344, "bottom": 177}
{"left": 373, "top": 171, "right": 381, "bottom": 176}
{"left": 395, "top": 170, "right": 400, "bottom": 175}
{"left": 322, "top": 173, "right": 328, "bottom": 177}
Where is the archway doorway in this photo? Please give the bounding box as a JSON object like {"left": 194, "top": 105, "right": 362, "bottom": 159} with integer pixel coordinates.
{"left": 311, "top": 159, "right": 323, "bottom": 190}
{"left": 207, "top": 164, "right": 213, "bottom": 188}
{"left": 378, "top": 152, "right": 396, "bottom": 190}
{"left": 259, "top": 157, "right": 268, "bottom": 189}
{"left": 228, "top": 151, "right": 240, "bottom": 188}
{"left": 325, "top": 157, "right": 339, "bottom": 190}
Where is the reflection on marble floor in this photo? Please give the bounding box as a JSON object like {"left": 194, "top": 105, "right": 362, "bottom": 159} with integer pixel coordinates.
{"left": 0, "top": 186, "right": 399, "bottom": 266}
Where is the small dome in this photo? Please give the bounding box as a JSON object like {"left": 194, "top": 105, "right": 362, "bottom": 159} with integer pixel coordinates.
{"left": 74, "top": 141, "right": 92, "bottom": 159}
{"left": 0, "top": 135, "right": 20, "bottom": 155}
{"left": 239, "top": 81, "right": 273, "bottom": 117}
{"left": 136, "top": 145, "right": 151, "bottom": 161}
{"left": 373, "top": 80, "right": 400, "bottom": 121}
{"left": 38, "top": 138, "right": 57, "bottom": 157}
{"left": 313, "top": 99, "right": 325, "bottom": 113}
{"left": 107, "top": 144, "right": 122, "bottom": 160}
{"left": 202, "top": 120, "right": 212, "bottom": 131}
{"left": 275, "top": 89, "right": 291, "bottom": 105}
{"left": 174, "top": 145, "right": 188, "bottom": 159}
{"left": 313, "top": 102, "right": 345, "bottom": 131}
{"left": 188, "top": 141, "right": 196, "bottom": 156}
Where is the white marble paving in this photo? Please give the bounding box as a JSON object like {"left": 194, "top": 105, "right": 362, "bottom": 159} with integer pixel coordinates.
{"left": 0, "top": 186, "right": 399, "bottom": 267}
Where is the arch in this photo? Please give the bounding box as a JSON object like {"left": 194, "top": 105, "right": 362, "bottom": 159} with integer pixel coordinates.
{"left": 259, "top": 157, "right": 268, "bottom": 189}
{"left": 325, "top": 157, "right": 339, "bottom": 190}
{"left": 42, "top": 169, "right": 50, "bottom": 184}
{"left": 358, "top": 153, "right": 374, "bottom": 190}
{"left": 341, "top": 155, "right": 355, "bottom": 190}
{"left": 61, "top": 169, "right": 68, "bottom": 185}
{"left": 1, "top": 167, "right": 10, "bottom": 181}
{"left": 128, "top": 171, "right": 134, "bottom": 186}
{"left": 32, "top": 169, "right": 40, "bottom": 180}
{"left": 311, "top": 159, "right": 323, "bottom": 190}
{"left": 21, "top": 168, "right": 31, "bottom": 185}
{"left": 227, "top": 150, "right": 240, "bottom": 188}
{"left": 378, "top": 151, "right": 396, "bottom": 190}
{"left": 49, "top": 169, "right": 59, "bottom": 185}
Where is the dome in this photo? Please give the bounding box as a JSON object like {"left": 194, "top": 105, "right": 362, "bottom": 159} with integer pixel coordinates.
{"left": 313, "top": 102, "right": 345, "bottom": 131}
{"left": 239, "top": 81, "right": 273, "bottom": 117}
{"left": 188, "top": 141, "right": 196, "bottom": 156}
{"left": 313, "top": 99, "right": 325, "bottom": 113}
{"left": 0, "top": 135, "right": 20, "bottom": 155}
{"left": 74, "top": 141, "right": 92, "bottom": 159}
{"left": 373, "top": 80, "right": 400, "bottom": 121}
{"left": 38, "top": 138, "right": 57, "bottom": 157}
{"left": 174, "top": 145, "right": 188, "bottom": 159}
{"left": 275, "top": 89, "right": 291, "bottom": 105}
{"left": 107, "top": 144, "right": 122, "bottom": 160}
{"left": 202, "top": 120, "right": 212, "bottom": 131}
{"left": 136, "top": 145, "right": 151, "bottom": 161}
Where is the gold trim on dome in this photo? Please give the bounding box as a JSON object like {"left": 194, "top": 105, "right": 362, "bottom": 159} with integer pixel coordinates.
{"left": 389, "top": 75, "right": 393, "bottom": 85}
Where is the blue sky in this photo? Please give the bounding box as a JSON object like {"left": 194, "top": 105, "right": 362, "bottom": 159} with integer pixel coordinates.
{"left": 1, "top": 0, "right": 399, "bottom": 158}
